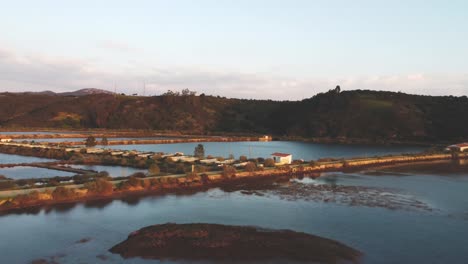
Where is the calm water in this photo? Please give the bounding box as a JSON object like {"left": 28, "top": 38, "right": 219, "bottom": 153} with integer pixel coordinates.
{"left": 0, "top": 161, "right": 467, "bottom": 264}
{"left": 106, "top": 141, "right": 425, "bottom": 160}
{"left": 0, "top": 153, "right": 56, "bottom": 164}
{"left": 0, "top": 131, "right": 90, "bottom": 135}
{"left": 33, "top": 137, "right": 178, "bottom": 143}
{"left": 0, "top": 166, "right": 75, "bottom": 179}
{"left": 68, "top": 165, "right": 146, "bottom": 177}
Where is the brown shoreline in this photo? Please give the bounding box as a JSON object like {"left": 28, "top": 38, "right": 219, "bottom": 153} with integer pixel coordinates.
{"left": 0, "top": 174, "right": 292, "bottom": 214}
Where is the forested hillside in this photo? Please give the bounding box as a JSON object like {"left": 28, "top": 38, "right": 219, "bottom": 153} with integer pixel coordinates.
{"left": 1, "top": 89, "right": 467, "bottom": 142}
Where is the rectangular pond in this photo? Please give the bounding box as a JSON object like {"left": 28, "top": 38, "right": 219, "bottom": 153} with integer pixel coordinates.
{"left": 0, "top": 153, "right": 56, "bottom": 164}
{"left": 0, "top": 166, "right": 76, "bottom": 179}
{"left": 32, "top": 137, "right": 180, "bottom": 143}
{"left": 66, "top": 165, "right": 146, "bottom": 178}
{"left": 105, "top": 141, "right": 426, "bottom": 161}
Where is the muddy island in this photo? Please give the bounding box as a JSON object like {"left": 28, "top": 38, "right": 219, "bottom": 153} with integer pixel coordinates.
{"left": 109, "top": 223, "right": 362, "bottom": 263}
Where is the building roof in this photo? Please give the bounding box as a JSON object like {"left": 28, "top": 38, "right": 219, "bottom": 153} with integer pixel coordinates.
{"left": 271, "top": 152, "right": 292, "bottom": 157}
{"left": 448, "top": 143, "right": 468, "bottom": 148}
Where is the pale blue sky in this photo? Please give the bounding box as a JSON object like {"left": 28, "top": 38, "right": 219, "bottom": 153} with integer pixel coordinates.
{"left": 0, "top": 0, "right": 467, "bottom": 99}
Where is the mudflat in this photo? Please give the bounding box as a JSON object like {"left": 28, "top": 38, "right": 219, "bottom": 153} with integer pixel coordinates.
{"left": 110, "top": 223, "right": 362, "bottom": 263}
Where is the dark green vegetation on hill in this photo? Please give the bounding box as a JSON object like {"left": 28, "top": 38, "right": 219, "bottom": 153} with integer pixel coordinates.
{"left": 1, "top": 89, "right": 467, "bottom": 142}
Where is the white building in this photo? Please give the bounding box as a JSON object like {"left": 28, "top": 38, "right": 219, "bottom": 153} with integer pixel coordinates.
{"left": 446, "top": 143, "right": 468, "bottom": 152}
{"left": 271, "top": 152, "right": 292, "bottom": 165}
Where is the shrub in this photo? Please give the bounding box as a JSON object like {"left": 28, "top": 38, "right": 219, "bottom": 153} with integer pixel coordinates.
{"left": 127, "top": 176, "right": 142, "bottom": 187}
{"left": 148, "top": 164, "right": 160, "bottom": 175}
{"left": 0, "top": 181, "right": 16, "bottom": 190}
{"left": 129, "top": 172, "right": 146, "bottom": 178}
{"left": 264, "top": 158, "right": 275, "bottom": 167}
{"left": 85, "top": 136, "right": 97, "bottom": 147}
{"left": 222, "top": 165, "right": 236, "bottom": 178}
{"left": 95, "top": 171, "right": 111, "bottom": 179}
{"left": 186, "top": 171, "right": 198, "bottom": 180}
{"left": 244, "top": 162, "right": 257, "bottom": 173}
{"left": 239, "top": 155, "right": 248, "bottom": 162}
{"left": 52, "top": 187, "right": 77, "bottom": 200}
{"left": 342, "top": 160, "right": 350, "bottom": 168}
{"left": 200, "top": 173, "right": 209, "bottom": 184}
{"left": 84, "top": 178, "right": 114, "bottom": 194}
{"left": 195, "top": 165, "right": 208, "bottom": 173}
{"left": 309, "top": 160, "right": 319, "bottom": 167}
{"left": 291, "top": 159, "right": 303, "bottom": 165}
{"left": 175, "top": 163, "right": 186, "bottom": 174}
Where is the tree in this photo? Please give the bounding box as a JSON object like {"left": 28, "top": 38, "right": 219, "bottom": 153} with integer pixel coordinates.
{"left": 186, "top": 171, "right": 198, "bottom": 180}
{"left": 148, "top": 164, "right": 160, "bottom": 175}
{"left": 334, "top": 85, "right": 341, "bottom": 93}
{"left": 244, "top": 162, "right": 257, "bottom": 173}
{"left": 264, "top": 158, "right": 275, "bottom": 167}
{"left": 222, "top": 165, "right": 236, "bottom": 178}
{"left": 85, "top": 136, "right": 97, "bottom": 147}
{"left": 84, "top": 178, "right": 114, "bottom": 194}
{"left": 101, "top": 137, "right": 109, "bottom": 146}
{"left": 194, "top": 144, "right": 205, "bottom": 159}
{"left": 52, "top": 186, "right": 77, "bottom": 200}
{"left": 239, "top": 155, "right": 248, "bottom": 162}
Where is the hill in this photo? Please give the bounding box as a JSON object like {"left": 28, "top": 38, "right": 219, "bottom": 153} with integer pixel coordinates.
{"left": 0, "top": 89, "right": 467, "bottom": 143}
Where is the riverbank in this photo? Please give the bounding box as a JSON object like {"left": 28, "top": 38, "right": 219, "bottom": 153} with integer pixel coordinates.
{"left": 1, "top": 151, "right": 467, "bottom": 213}
{"left": 1, "top": 128, "right": 452, "bottom": 146}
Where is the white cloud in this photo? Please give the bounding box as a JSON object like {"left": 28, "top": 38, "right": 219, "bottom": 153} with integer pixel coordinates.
{"left": 0, "top": 47, "right": 467, "bottom": 99}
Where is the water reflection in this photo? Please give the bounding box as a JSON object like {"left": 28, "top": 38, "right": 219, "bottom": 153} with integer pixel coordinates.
{"left": 84, "top": 199, "right": 114, "bottom": 209}
{"left": 1, "top": 163, "right": 468, "bottom": 264}
{"left": 106, "top": 141, "right": 425, "bottom": 160}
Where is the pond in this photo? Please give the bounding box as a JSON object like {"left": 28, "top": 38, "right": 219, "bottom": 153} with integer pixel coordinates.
{"left": 0, "top": 166, "right": 75, "bottom": 179}
{"left": 0, "top": 161, "right": 466, "bottom": 263}
{"left": 106, "top": 141, "right": 425, "bottom": 161}
{"left": 67, "top": 165, "right": 146, "bottom": 178}
{"left": 0, "top": 131, "right": 90, "bottom": 135}
{"left": 32, "top": 137, "right": 180, "bottom": 143}
{"left": 0, "top": 153, "right": 56, "bottom": 164}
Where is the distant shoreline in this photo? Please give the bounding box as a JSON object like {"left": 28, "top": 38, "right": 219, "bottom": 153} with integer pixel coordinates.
{"left": 0, "top": 129, "right": 446, "bottom": 146}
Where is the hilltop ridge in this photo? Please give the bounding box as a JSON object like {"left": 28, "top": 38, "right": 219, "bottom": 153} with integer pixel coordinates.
{"left": 0, "top": 89, "right": 467, "bottom": 143}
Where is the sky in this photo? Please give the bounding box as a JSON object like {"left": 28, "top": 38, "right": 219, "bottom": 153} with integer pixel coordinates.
{"left": 0, "top": 0, "right": 467, "bottom": 100}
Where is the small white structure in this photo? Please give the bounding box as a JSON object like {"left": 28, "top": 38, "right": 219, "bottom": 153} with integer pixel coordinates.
{"left": 170, "top": 156, "right": 199, "bottom": 163}
{"left": 200, "top": 158, "right": 218, "bottom": 164}
{"left": 259, "top": 135, "right": 272, "bottom": 142}
{"left": 65, "top": 148, "right": 79, "bottom": 153}
{"left": 271, "top": 152, "right": 292, "bottom": 165}
{"left": 86, "top": 148, "right": 105, "bottom": 154}
{"left": 0, "top": 138, "right": 12, "bottom": 143}
{"left": 446, "top": 143, "right": 468, "bottom": 152}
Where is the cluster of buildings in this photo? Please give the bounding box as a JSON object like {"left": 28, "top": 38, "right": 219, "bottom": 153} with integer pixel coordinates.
{"left": 1, "top": 141, "right": 294, "bottom": 166}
